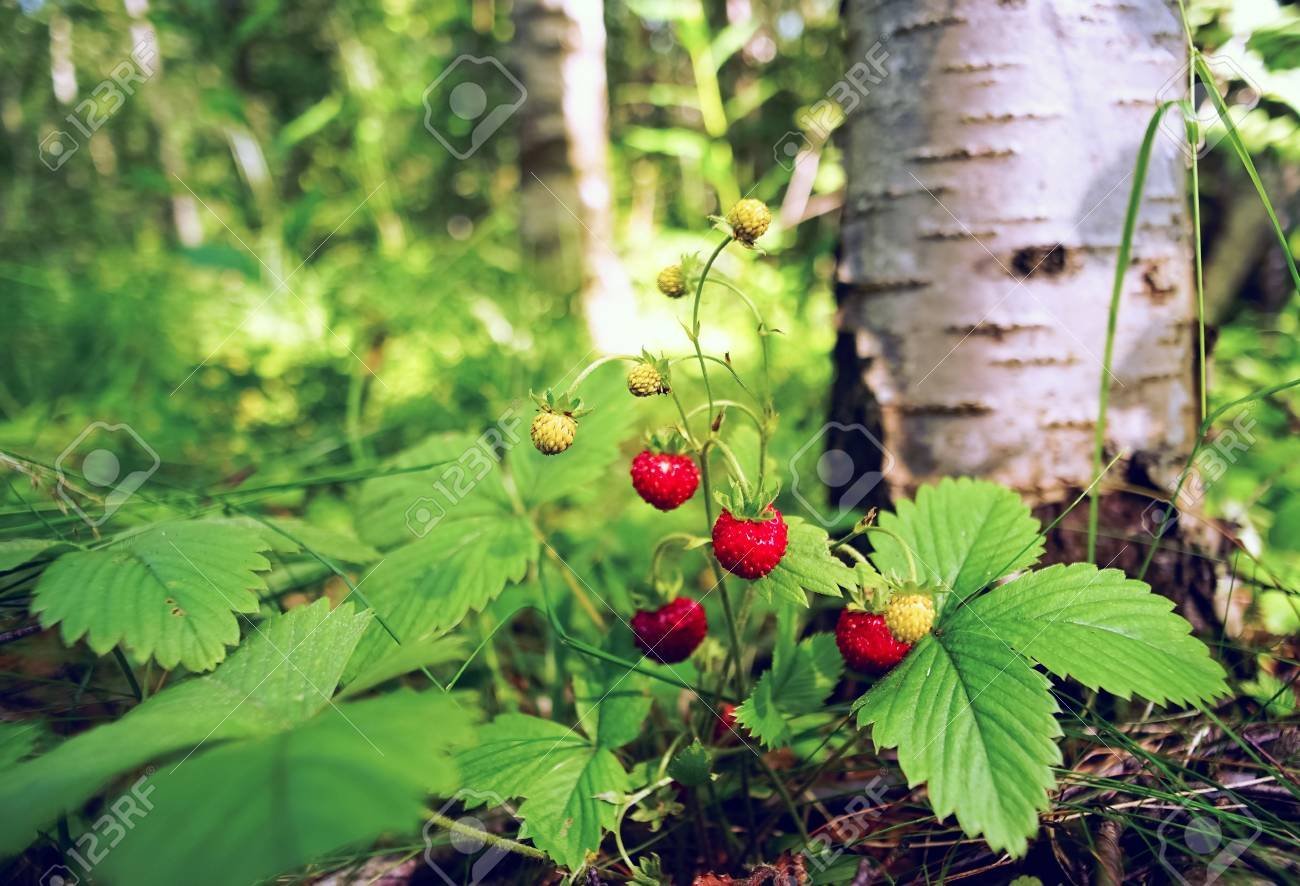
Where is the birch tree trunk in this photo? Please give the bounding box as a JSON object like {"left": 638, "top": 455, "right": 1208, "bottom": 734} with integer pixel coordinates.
{"left": 835, "top": 0, "right": 1195, "bottom": 504}
{"left": 833, "top": 0, "right": 1225, "bottom": 607}
{"left": 513, "top": 0, "right": 638, "bottom": 353}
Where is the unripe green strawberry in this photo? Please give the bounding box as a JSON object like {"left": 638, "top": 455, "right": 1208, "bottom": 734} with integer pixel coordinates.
{"left": 726, "top": 198, "right": 771, "bottom": 246}
{"left": 884, "top": 593, "right": 935, "bottom": 644}
{"left": 530, "top": 410, "right": 577, "bottom": 455}
{"left": 657, "top": 264, "right": 687, "bottom": 298}
{"left": 627, "top": 363, "right": 669, "bottom": 397}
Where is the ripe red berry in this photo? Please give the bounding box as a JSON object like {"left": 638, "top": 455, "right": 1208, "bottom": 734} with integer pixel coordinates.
{"left": 711, "top": 506, "right": 788, "bottom": 579}
{"left": 630, "top": 451, "right": 700, "bottom": 511}
{"left": 835, "top": 609, "right": 912, "bottom": 674}
{"left": 631, "top": 597, "right": 707, "bottom": 664}
{"left": 712, "top": 702, "right": 738, "bottom": 742}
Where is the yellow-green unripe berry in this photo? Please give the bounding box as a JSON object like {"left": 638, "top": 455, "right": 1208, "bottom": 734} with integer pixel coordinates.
{"left": 884, "top": 593, "right": 935, "bottom": 644}
{"left": 657, "top": 265, "right": 687, "bottom": 298}
{"left": 627, "top": 363, "right": 669, "bottom": 397}
{"left": 726, "top": 198, "right": 772, "bottom": 245}
{"left": 530, "top": 411, "right": 577, "bottom": 455}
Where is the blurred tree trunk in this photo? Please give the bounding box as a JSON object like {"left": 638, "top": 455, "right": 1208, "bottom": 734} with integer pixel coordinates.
{"left": 513, "top": 0, "right": 637, "bottom": 353}
{"left": 834, "top": 1, "right": 1221, "bottom": 600}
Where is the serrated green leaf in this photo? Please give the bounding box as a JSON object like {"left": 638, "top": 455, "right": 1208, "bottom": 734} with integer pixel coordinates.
{"left": 736, "top": 633, "right": 843, "bottom": 749}
{"left": 343, "top": 514, "right": 537, "bottom": 681}
{"left": 261, "top": 517, "right": 382, "bottom": 564}
{"left": 100, "top": 690, "right": 474, "bottom": 886}
{"left": 32, "top": 520, "right": 273, "bottom": 671}
{"left": 0, "top": 599, "right": 371, "bottom": 855}
{"left": 509, "top": 378, "right": 636, "bottom": 508}
{"left": 750, "top": 518, "right": 854, "bottom": 606}
{"left": 456, "top": 713, "right": 628, "bottom": 869}
{"left": 353, "top": 432, "right": 513, "bottom": 550}
{"left": 962, "top": 563, "right": 1228, "bottom": 706}
{"left": 0, "top": 538, "right": 77, "bottom": 572}
{"left": 869, "top": 478, "right": 1043, "bottom": 606}
{"left": 574, "top": 661, "right": 651, "bottom": 750}
{"left": 667, "top": 739, "right": 713, "bottom": 786}
{"left": 853, "top": 607, "right": 1062, "bottom": 857}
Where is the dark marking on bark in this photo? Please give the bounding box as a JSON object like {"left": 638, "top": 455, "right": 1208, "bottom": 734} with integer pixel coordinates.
{"left": 890, "top": 14, "right": 966, "bottom": 37}
{"left": 943, "top": 322, "right": 1049, "bottom": 340}
{"left": 1133, "top": 371, "right": 1183, "bottom": 383}
{"left": 844, "top": 277, "right": 931, "bottom": 295}
{"left": 1141, "top": 260, "right": 1178, "bottom": 302}
{"left": 961, "top": 111, "right": 1061, "bottom": 124}
{"left": 910, "top": 145, "right": 1016, "bottom": 162}
{"left": 993, "top": 355, "right": 1080, "bottom": 367}
{"left": 1042, "top": 417, "right": 1096, "bottom": 430}
{"left": 919, "top": 227, "right": 998, "bottom": 241}
{"left": 941, "top": 60, "right": 1021, "bottom": 73}
{"left": 894, "top": 401, "right": 993, "bottom": 416}
{"left": 1011, "top": 243, "right": 1069, "bottom": 277}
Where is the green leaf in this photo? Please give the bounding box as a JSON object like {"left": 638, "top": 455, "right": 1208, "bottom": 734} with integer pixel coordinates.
{"left": 353, "top": 432, "right": 512, "bottom": 550}
{"left": 456, "top": 713, "right": 629, "bottom": 869}
{"left": 667, "top": 740, "right": 713, "bottom": 786}
{"left": 853, "top": 608, "right": 1062, "bottom": 857}
{"left": 100, "top": 691, "right": 474, "bottom": 886}
{"left": 31, "top": 520, "right": 273, "bottom": 671}
{"left": 736, "top": 633, "right": 842, "bottom": 749}
{"left": 344, "top": 514, "right": 536, "bottom": 680}
{"left": 0, "top": 599, "right": 370, "bottom": 855}
{"left": 963, "top": 563, "right": 1228, "bottom": 706}
{"left": 574, "top": 661, "right": 652, "bottom": 750}
{"left": 869, "top": 478, "right": 1043, "bottom": 605}
{"left": 509, "top": 379, "right": 635, "bottom": 508}
{"left": 0, "top": 538, "right": 76, "bottom": 572}
{"left": 751, "top": 518, "right": 855, "bottom": 606}
{"left": 262, "top": 517, "right": 382, "bottom": 564}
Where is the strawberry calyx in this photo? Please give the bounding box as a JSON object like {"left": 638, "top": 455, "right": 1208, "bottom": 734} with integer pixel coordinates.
{"left": 712, "top": 479, "right": 779, "bottom": 522}
{"left": 531, "top": 387, "right": 591, "bottom": 419}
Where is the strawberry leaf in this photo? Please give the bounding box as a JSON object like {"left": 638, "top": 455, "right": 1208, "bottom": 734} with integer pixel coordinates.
{"left": 456, "top": 713, "right": 629, "bottom": 870}
{"left": 736, "top": 633, "right": 843, "bottom": 749}
{"left": 962, "top": 563, "right": 1228, "bottom": 705}
{"left": 853, "top": 607, "right": 1062, "bottom": 857}
{"left": 750, "top": 518, "right": 855, "bottom": 606}
{"left": 31, "top": 519, "right": 273, "bottom": 672}
{"left": 100, "top": 691, "right": 473, "bottom": 886}
{"left": 0, "top": 599, "right": 371, "bottom": 855}
{"left": 869, "top": 478, "right": 1043, "bottom": 605}
{"left": 343, "top": 514, "right": 537, "bottom": 682}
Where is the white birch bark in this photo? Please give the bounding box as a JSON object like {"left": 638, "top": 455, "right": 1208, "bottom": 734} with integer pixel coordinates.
{"left": 836, "top": 0, "right": 1197, "bottom": 504}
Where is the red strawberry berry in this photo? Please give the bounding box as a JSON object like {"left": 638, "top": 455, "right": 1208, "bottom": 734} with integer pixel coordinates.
{"left": 835, "top": 609, "right": 911, "bottom": 674}
{"left": 631, "top": 597, "right": 707, "bottom": 664}
{"left": 631, "top": 451, "right": 700, "bottom": 511}
{"left": 711, "top": 506, "right": 788, "bottom": 579}
{"left": 712, "top": 702, "right": 738, "bottom": 742}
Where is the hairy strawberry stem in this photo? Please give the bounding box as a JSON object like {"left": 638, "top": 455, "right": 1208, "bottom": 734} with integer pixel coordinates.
{"left": 563, "top": 353, "right": 639, "bottom": 398}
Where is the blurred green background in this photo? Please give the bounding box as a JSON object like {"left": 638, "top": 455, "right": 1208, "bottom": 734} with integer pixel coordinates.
{"left": 1, "top": 0, "right": 1299, "bottom": 624}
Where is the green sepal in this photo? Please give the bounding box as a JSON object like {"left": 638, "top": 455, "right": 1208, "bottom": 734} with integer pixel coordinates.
{"left": 713, "top": 478, "right": 779, "bottom": 520}
{"left": 530, "top": 387, "right": 591, "bottom": 418}
{"left": 666, "top": 739, "right": 713, "bottom": 787}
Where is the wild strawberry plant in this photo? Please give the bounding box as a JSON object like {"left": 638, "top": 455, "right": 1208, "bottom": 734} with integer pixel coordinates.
{"left": 0, "top": 197, "right": 1228, "bottom": 883}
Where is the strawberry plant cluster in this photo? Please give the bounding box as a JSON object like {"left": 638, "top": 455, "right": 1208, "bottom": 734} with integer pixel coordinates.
{"left": 0, "top": 198, "right": 1228, "bottom": 885}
